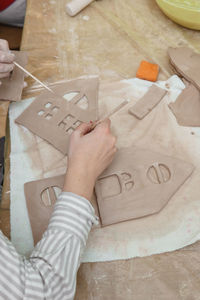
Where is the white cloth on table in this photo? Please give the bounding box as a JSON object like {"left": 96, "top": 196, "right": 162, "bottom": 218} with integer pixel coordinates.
{"left": 9, "top": 75, "right": 200, "bottom": 262}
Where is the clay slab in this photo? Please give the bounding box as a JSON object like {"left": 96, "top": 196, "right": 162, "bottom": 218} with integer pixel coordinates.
{"left": 0, "top": 51, "right": 28, "bottom": 102}
{"left": 15, "top": 77, "right": 99, "bottom": 155}
{"left": 95, "top": 147, "right": 194, "bottom": 226}
{"left": 169, "top": 83, "right": 200, "bottom": 127}
{"left": 168, "top": 47, "right": 200, "bottom": 91}
{"left": 24, "top": 175, "right": 65, "bottom": 245}
{"left": 128, "top": 85, "right": 167, "bottom": 119}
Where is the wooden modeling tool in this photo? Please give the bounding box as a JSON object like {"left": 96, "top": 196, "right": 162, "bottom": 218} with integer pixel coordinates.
{"left": 91, "top": 100, "right": 129, "bottom": 129}
{"left": 14, "top": 61, "right": 54, "bottom": 94}
{"left": 66, "top": 0, "right": 95, "bottom": 16}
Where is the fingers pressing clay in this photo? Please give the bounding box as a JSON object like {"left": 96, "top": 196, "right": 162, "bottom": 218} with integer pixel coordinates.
{"left": 0, "top": 63, "right": 14, "bottom": 74}
{"left": 0, "top": 51, "right": 28, "bottom": 102}
{"left": 0, "top": 50, "right": 15, "bottom": 64}
{"left": 95, "top": 118, "right": 111, "bottom": 131}
{"left": 75, "top": 122, "right": 93, "bottom": 136}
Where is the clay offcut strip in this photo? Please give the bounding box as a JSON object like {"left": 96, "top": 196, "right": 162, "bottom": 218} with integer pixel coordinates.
{"left": 128, "top": 85, "right": 167, "bottom": 120}
{"left": 0, "top": 51, "right": 28, "bottom": 102}
{"left": 168, "top": 47, "right": 200, "bottom": 91}
{"left": 169, "top": 83, "right": 200, "bottom": 127}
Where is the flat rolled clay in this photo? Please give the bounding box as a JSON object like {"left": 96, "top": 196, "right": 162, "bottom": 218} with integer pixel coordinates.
{"left": 15, "top": 77, "right": 99, "bottom": 155}
{"left": 128, "top": 85, "right": 167, "bottom": 119}
{"left": 169, "top": 82, "right": 200, "bottom": 127}
{"left": 0, "top": 51, "right": 28, "bottom": 102}
{"left": 168, "top": 47, "right": 200, "bottom": 91}
{"left": 24, "top": 175, "right": 65, "bottom": 245}
{"left": 95, "top": 147, "right": 194, "bottom": 226}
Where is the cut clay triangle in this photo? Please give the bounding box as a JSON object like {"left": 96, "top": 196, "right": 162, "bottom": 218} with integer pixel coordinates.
{"left": 15, "top": 77, "right": 99, "bottom": 155}
{"left": 169, "top": 82, "right": 200, "bottom": 127}
{"left": 24, "top": 175, "right": 65, "bottom": 245}
{"left": 95, "top": 147, "right": 194, "bottom": 226}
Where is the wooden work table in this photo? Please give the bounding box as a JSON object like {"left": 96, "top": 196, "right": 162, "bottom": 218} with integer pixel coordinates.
{"left": 1, "top": 0, "right": 200, "bottom": 298}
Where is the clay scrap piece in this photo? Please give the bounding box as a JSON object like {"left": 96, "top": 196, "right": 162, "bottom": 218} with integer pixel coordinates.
{"left": 128, "top": 85, "right": 167, "bottom": 119}
{"left": 0, "top": 51, "right": 28, "bottom": 102}
{"left": 24, "top": 175, "right": 65, "bottom": 245}
{"left": 169, "top": 83, "right": 200, "bottom": 127}
{"left": 95, "top": 147, "right": 194, "bottom": 226}
{"left": 15, "top": 77, "right": 99, "bottom": 155}
{"left": 168, "top": 47, "right": 200, "bottom": 91}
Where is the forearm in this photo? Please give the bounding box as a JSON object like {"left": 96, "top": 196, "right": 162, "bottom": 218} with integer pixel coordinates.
{"left": 0, "top": 192, "right": 98, "bottom": 300}
{"left": 63, "top": 166, "right": 95, "bottom": 200}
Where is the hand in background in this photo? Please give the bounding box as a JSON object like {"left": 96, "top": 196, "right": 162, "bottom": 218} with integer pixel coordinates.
{"left": 0, "top": 39, "right": 15, "bottom": 83}
{"left": 63, "top": 119, "right": 117, "bottom": 200}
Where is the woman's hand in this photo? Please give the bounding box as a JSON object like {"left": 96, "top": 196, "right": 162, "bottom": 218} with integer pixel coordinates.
{"left": 0, "top": 39, "right": 15, "bottom": 83}
{"left": 63, "top": 119, "right": 117, "bottom": 200}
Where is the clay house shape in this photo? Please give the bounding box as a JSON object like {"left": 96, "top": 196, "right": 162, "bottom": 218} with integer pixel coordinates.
{"left": 16, "top": 77, "right": 99, "bottom": 155}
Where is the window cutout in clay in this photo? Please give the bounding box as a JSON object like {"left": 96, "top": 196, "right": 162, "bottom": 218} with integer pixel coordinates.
{"left": 65, "top": 114, "right": 74, "bottom": 122}
{"left": 73, "top": 120, "right": 82, "bottom": 127}
{"left": 45, "top": 114, "right": 53, "bottom": 120}
{"left": 98, "top": 175, "right": 121, "bottom": 199}
{"left": 76, "top": 95, "right": 89, "bottom": 110}
{"left": 63, "top": 92, "right": 79, "bottom": 102}
{"left": 38, "top": 110, "right": 44, "bottom": 116}
{"left": 147, "top": 163, "right": 171, "bottom": 184}
{"left": 45, "top": 102, "right": 52, "bottom": 108}
{"left": 125, "top": 181, "right": 134, "bottom": 190}
{"left": 51, "top": 106, "right": 59, "bottom": 113}
{"left": 41, "top": 186, "right": 61, "bottom": 207}
{"left": 58, "top": 114, "right": 76, "bottom": 130}
{"left": 66, "top": 127, "right": 74, "bottom": 134}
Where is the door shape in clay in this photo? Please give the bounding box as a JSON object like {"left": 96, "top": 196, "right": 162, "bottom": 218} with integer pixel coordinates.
{"left": 95, "top": 147, "right": 194, "bottom": 226}
{"left": 24, "top": 175, "right": 65, "bottom": 245}
{"left": 16, "top": 77, "right": 99, "bottom": 155}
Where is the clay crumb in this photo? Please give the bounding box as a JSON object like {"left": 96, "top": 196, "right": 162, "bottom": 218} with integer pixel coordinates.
{"left": 82, "top": 15, "right": 90, "bottom": 21}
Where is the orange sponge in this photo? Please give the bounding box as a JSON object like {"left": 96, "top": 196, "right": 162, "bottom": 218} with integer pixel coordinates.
{"left": 136, "top": 60, "right": 159, "bottom": 82}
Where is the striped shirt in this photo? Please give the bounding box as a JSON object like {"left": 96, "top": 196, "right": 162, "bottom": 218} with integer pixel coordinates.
{"left": 0, "top": 192, "right": 98, "bottom": 299}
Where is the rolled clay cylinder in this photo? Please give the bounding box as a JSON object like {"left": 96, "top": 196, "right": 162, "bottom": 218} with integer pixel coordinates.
{"left": 66, "top": 0, "right": 94, "bottom": 17}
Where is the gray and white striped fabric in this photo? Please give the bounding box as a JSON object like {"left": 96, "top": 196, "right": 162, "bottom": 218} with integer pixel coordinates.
{"left": 0, "top": 192, "right": 98, "bottom": 299}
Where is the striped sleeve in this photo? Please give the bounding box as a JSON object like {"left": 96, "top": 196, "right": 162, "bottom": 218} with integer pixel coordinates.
{"left": 0, "top": 192, "right": 98, "bottom": 300}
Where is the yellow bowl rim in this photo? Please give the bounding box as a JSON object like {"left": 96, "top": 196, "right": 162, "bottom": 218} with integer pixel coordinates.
{"left": 157, "top": 0, "right": 200, "bottom": 12}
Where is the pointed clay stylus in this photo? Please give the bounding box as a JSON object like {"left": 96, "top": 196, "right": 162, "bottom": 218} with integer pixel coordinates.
{"left": 14, "top": 61, "right": 55, "bottom": 94}
{"left": 91, "top": 100, "right": 130, "bottom": 130}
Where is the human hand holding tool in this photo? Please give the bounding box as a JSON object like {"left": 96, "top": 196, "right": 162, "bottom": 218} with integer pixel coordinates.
{"left": 63, "top": 119, "right": 117, "bottom": 200}
{"left": 0, "top": 39, "right": 15, "bottom": 84}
